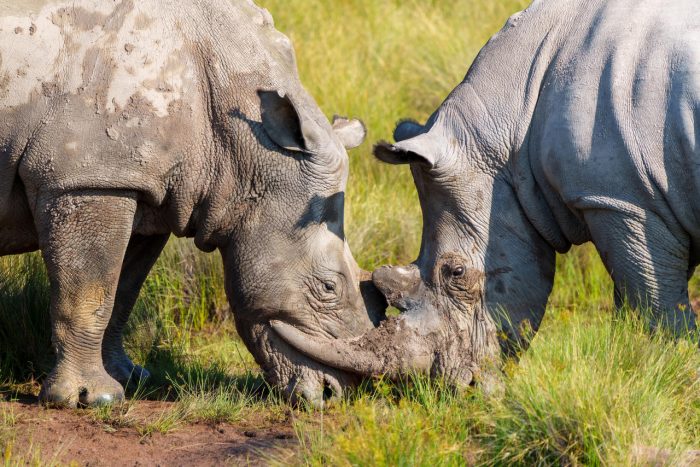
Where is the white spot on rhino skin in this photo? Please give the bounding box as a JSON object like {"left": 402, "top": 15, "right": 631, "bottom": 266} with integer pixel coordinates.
{"left": 0, "top": 9, "right": 62, "bottom": 106}
{"left": 64, "top": 141, "right": 78, "bottom": 155}
{"left": 133, "top": 142, "right": 156, "bottom": 166}
{"left": 103, "top": 5, "right": 192, "bottom": 117}
{"left": 1, "top": 0, "right": 194, "bottom": 117}
{"left": 124, "top": 116, "right": 142, "bottom": 128}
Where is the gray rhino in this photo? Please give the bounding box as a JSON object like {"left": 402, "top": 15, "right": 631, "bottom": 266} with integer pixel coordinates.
{"left": 0, "top": 0, "right": 385, "bottom": 407}
{"left": 273, "top": 0, "right": 700, "bottom": 388}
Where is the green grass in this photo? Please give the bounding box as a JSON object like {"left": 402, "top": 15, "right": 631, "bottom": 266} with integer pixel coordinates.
{"left": 483, "top": 310, "right": 700, "bottom": 466}
{"left": 0, "top": 0, "right": 699, "bottom": 465}
{"left": 0, "top": 404, "right": 16, "bottom": 455}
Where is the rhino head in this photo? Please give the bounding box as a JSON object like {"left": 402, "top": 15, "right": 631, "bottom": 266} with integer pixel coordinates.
{"left": 215, "top": 90, "right": 386, "bottom": 407}
{"left": 271, "top": 110, "right": 557, "bottom": 389}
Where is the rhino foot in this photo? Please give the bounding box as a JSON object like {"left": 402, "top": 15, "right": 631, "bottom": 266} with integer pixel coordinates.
{"left": 104, "top": 353, "right": 151, "bottom": 389}
{"left": 40, "top": 366, "right": 125, "bottom": 409}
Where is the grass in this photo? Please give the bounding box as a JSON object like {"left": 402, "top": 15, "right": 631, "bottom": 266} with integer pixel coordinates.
{"left": 0, "top": 0, "right": 699, "bottom": 465}
{"left": 0, "top": 404, "right": 16, "bottom": 455}
{"left": 482, "top": 309, "right": 700, "bottom": 466}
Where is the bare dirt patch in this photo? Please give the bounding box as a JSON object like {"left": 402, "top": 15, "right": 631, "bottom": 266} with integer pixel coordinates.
{"left": 2, "top": 396, "right": 296, "bottom": 466}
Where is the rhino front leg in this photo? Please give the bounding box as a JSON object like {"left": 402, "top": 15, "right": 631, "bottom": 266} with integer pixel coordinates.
{"left": 36, "top": 190, "right": 137, "bottom": 408}
{"left": 102, "top": 234, "right": 169, "bottom": 388}
{"left": 584, "top": 209, "right": 696, "bottom": 334}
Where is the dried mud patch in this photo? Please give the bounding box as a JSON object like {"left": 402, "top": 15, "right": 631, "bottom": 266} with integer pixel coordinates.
{"left": 1, "top": 397, "right": 296, "bottom": 466}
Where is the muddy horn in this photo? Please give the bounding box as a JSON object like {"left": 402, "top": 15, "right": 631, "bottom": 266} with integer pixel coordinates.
{"left": 270, "top": 314, "right": 435, "bottom": 378}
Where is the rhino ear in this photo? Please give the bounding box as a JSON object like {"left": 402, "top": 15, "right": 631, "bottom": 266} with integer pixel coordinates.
{"left": 258, "top": 90, "right": 323, "bottom": 153}
{"left": 332, "top": 115, "right": 367, "bottom": 149}
{"left": 393, "top": 119, "right": 424, "bottom": 142}
{"left": 373, "top": 132, "right": 440, "bottom": 168}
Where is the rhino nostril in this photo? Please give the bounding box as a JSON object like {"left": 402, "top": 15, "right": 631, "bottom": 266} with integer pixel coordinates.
{"left": 323, "top": 382, "right": 334, "bottom": 401}
{"left": 322, "top": 376, "right": 341, "bottom": 402}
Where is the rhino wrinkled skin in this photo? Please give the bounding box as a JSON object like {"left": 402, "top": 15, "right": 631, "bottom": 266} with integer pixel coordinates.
{"left": 274, "top": 0, "right": 700, "bottom": 389}
{"left": 0, "top": 0, "right": 385, "bottom": 407}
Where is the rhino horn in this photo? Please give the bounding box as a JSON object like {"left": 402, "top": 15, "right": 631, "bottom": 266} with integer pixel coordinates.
{"left": 270, "top": 314, "right": 434, "bottom": 378}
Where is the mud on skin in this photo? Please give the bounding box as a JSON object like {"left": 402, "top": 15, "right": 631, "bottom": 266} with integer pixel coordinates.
{"left": 0, "top": 0, "right": 384, "bottom": 408}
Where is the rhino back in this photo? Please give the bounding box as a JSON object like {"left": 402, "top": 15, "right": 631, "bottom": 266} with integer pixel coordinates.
{"left": 522, "top": 0, "right": 700, "bottom": 241}
{"left": 0, "top": 0, "right": 307, "bottom": 223}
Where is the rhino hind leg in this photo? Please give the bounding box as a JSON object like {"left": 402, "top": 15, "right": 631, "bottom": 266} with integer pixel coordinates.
{"left": 584, "top": 209, "right": 697, "bottom": 334}
{"left": 37, "top": 190, "right": 138, "bottom": 408}
{"left": 102, "top": 233, "right": 169, "bottom": 388}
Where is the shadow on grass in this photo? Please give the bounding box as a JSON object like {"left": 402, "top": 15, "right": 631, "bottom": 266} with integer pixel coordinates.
{"left": 133, "top": 341, "right": 275, "bottom": 403}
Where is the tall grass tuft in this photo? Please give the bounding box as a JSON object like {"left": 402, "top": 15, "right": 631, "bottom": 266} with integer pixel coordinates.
{"left": 480, "top": 310, "right": 700, "bottom": 465}
{"left": 0, "top": 254, "right": 52, "bottom": 381}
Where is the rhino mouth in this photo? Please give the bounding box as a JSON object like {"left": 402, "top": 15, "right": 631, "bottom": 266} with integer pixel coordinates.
{"left": 262, "top": 321, "right": 367, "bottom": 407}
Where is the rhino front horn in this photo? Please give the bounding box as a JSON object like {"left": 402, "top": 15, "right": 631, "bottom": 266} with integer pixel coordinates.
{"left": 270, "top": 316, "right": 434, "bottom": 378}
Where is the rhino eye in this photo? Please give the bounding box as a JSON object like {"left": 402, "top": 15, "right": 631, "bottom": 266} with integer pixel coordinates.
{"left": 452, "top": 266, "right": 465, "bottom": 278}
{"left": 311, "top": 276, "right": 342, "bottom": 302}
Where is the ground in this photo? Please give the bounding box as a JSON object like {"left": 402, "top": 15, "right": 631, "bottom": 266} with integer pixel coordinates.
{"left": 2, "top": 397, "right": 295, "bottom": 466}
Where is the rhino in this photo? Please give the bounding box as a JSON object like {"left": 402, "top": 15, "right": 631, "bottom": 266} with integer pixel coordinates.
{"left": 273, "top": 0, "right": 700, "bottom": 388}
{"left": 0, "top": 0, "right": 385, "bottom": 407}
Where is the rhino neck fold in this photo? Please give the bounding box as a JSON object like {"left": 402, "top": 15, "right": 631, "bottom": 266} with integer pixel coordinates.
{"left": 478, "top": 176, "right": 556, "bottom": 351}
{"left": 431, "top": 2, "right": 584, "bottom": 254}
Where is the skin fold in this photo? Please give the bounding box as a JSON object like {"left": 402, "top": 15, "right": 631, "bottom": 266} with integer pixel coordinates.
{"left": 0, "top": 0, "right": 385, "bottom": 408}
{"left": 274, "top": 0, "right": 700, "bottom": 389}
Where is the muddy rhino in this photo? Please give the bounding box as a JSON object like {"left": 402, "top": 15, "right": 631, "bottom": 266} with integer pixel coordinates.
{"left": 274, "top": 0, "right": 700, "bottom": 388}
{"left": 0, "top": 0, "right": 385, "bottom": 407}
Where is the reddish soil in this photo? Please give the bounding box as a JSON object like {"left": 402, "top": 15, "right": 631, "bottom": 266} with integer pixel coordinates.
{"left": 1, "top": 396, "right": 297, "bottom": 466}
